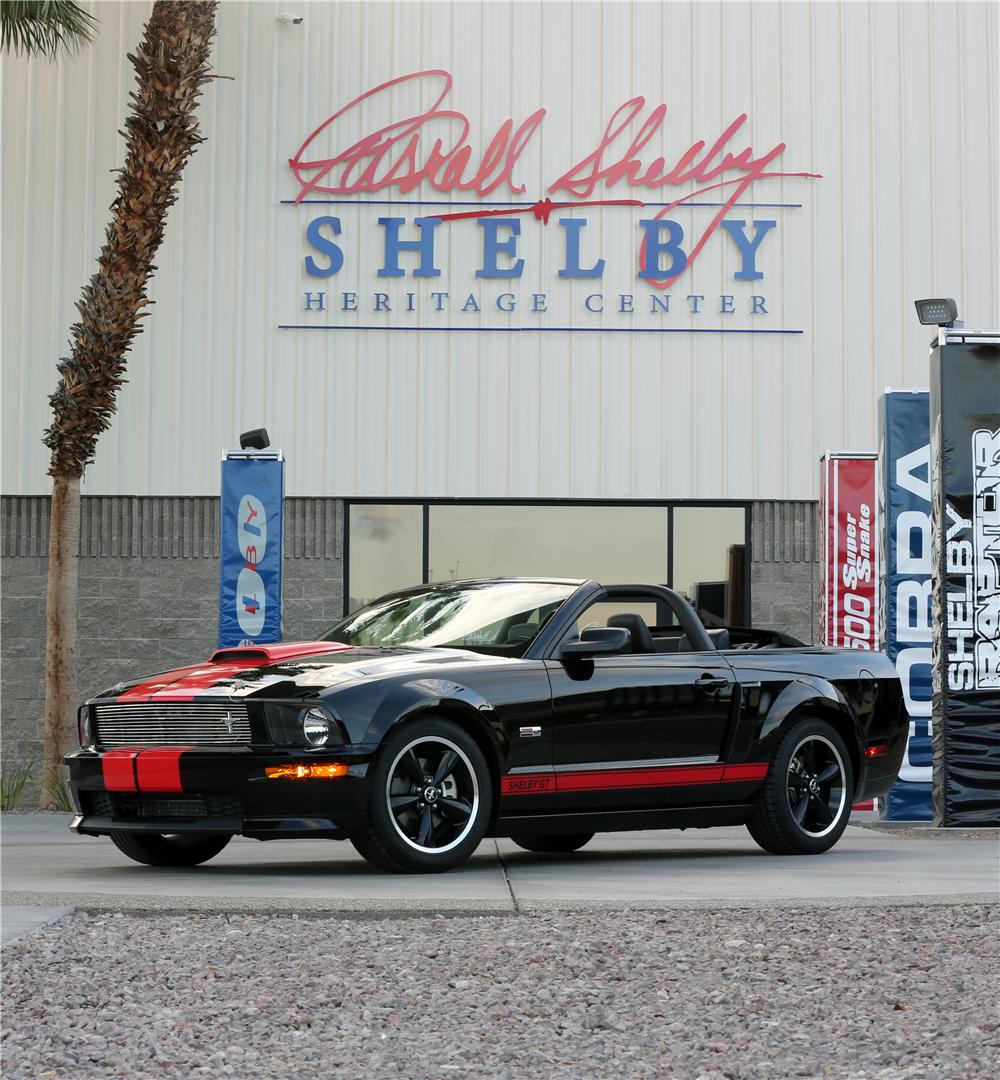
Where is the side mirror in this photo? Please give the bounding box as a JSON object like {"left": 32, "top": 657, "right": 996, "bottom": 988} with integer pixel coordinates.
{"left": 561, "top": 626, "right": 631, "bottom": 658}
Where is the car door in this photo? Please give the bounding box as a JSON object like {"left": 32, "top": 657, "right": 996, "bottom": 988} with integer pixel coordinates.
{"left": 543, "top": 600, "right": 737, "bottom": 812}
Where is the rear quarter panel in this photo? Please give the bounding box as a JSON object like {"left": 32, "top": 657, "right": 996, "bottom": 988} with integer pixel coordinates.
{"left": 724, "top": 647, "right": 906, "bottom": 800}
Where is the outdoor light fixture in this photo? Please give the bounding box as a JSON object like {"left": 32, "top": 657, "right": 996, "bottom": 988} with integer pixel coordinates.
{"left": 239, "top": 428, "right": 270, "bottom": 450}
{"left": 277, "top": 12, "right": 303, "bottom": 24}
{"left": 914, "top": 298, "right": 959, "bottom": 327}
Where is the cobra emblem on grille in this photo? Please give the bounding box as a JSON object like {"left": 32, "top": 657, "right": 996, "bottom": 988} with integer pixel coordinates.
{"left": 222, "top": 711, "right": 237, "bottom": 736}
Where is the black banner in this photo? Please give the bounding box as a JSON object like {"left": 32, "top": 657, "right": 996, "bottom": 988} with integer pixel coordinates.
{"left": 930, "top": 337, "right": 1000, "bottom": 827}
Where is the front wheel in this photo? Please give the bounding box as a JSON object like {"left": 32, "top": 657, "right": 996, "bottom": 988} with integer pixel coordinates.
{"left": 509, "top": 833, "right": 594, "bottom": 854}
{"left": 747, "top": 717, "right": 854, "bottom": 855}
{"left": 109, "top": 831, "right": 232, "bottom": 867}
{"left": 351, "top": 717, "right": 493, "bottom": 873}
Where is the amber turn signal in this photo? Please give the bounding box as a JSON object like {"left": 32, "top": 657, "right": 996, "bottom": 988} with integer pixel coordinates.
{"left": 265, "top": 763, "right": 349, "bottom": 780}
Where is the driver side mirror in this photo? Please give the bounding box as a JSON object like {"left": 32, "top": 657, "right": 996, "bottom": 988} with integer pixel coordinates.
{"left": 561, "top": 626, "right": 631, "bottom": 658}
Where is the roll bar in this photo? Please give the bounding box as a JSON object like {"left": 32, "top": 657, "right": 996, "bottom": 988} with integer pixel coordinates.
{"left": 529, "top": 581, "right": 715, "bottom": 659}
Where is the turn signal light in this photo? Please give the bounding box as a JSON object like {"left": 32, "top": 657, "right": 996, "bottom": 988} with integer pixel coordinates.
{"left": 864, "top": 744, "right": 888, "bottom": 758}
{"left": 265, "top": 763, "right": 348, "bottom": 780}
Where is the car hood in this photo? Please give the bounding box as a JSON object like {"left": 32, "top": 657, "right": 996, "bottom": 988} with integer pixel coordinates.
{"left": 96, "top": 640, "right": 503, "bottom": 703}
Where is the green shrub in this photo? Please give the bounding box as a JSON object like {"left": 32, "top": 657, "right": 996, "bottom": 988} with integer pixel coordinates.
{"left": 46, "top": 777, "right": 74, "bottom": 812}
{"left": 0, "top": 760, "right": 34, "bottom": 810}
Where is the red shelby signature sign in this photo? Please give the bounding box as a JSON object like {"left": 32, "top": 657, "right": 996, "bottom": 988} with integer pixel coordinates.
{"left": 288, "top": 69, "right": 821, "bottom": 287}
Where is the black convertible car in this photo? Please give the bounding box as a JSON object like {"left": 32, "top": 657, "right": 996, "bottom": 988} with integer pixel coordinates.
{"left": 67, "top": 578, "right": 907, "bottom": 873}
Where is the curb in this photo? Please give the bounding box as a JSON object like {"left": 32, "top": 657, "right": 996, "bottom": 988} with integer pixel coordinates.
{"left": 3, "top": 890, "right": 996, "bottom": 920}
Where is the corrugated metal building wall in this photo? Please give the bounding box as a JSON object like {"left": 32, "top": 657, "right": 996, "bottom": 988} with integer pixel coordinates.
{"left": 3, "top": 0, "right": 997, "bottom": 500}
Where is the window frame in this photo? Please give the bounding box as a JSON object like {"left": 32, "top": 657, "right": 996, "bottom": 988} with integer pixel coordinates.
{"left": 343, "top": 498, "right": 752, "bottom": 623}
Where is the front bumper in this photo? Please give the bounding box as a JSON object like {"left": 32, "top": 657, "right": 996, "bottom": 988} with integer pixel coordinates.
{"left": 66, "top": 746, "right": 375, "bottom": 840}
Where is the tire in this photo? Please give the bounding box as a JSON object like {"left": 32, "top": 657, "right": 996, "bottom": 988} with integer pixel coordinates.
{"left": 747, "top": 717, "right": 855, "bottom": 855}
{"left": 509, "top": 833, "right": 594, "bottom": 854}
{"left": 109, "top": 831, "right": 231, "bottom": 867}
{"left": 350, "top": 716, "right": 493, "bottom": 873}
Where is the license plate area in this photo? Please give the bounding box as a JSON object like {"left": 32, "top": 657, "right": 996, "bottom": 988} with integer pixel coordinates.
{"left": 116, "top": 795, "right": 208, "bottom": 819}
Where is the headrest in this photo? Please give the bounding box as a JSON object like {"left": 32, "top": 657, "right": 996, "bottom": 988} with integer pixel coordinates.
{"left": 607, "top": 613, "right": 656, "bottom": 653}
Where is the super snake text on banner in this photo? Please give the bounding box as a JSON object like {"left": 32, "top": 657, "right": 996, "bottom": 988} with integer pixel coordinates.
{"left": 820, "top": 453, "right": 878, "bottom": 650}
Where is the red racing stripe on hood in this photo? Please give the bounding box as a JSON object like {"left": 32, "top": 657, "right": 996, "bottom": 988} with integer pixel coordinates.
{"left": 114, "top": 641, "right": 353, "bottom": 703}
{"left": 135, "top": 747, "right": 192, "bottom": 793}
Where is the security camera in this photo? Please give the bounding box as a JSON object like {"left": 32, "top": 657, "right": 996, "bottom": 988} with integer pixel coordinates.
{"left": 277, "top": 12, "right": 303, "bottom": 24}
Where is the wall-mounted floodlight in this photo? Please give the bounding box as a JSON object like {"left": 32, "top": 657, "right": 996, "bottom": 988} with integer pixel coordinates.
{"left": 239, "top": 428, "right": 270, "bottom": 451}
{"left": 914, "top": 298, "right": 958, "bottom": 327}
{"left": 277, "top": 12, "right": 303, "bottom": 24}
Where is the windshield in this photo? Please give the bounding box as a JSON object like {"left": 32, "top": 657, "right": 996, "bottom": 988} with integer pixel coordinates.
{"left": 321, "top": 581, "right": 577, "bottom": 656}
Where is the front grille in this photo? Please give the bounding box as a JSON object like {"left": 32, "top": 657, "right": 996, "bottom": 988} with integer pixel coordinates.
{"left": 82, "top": 791, "right": 242, "bottom": 820}
{"left": 93, "top": 702, "right": 252, "bottom": 748}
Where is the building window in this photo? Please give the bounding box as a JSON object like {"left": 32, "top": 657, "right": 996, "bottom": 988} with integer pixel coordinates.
{"left": 347, "top": 504, "right": 423, "bottom": 611}
{"left": 346, "top": 501, "right": 749, "bottom": 625}
{"left": 672, "top": 506, "right": 747, "bottom": 627}
{"left": 427, "top": 504, "right": 668, "bottom": 584}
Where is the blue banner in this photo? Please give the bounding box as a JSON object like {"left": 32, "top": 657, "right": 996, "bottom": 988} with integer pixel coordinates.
{"left": 219, "top": 455, "right": 284, "bottom": 648}
{"left": 879, "top": 391, "right": 933, "bottom": 819}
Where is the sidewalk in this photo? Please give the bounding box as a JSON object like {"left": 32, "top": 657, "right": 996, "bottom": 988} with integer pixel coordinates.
{"left": 3, "top": 813, "right": 997, "bottom": 917}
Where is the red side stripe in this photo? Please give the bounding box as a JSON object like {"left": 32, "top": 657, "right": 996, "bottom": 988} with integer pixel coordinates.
{"left": 102, "top": 748, "right": 141, "bottom": 792}
{"left": 500, "top": 762, "right": 770, "bottom": 796}
{"left": 135, "top": 747, "right": 192, "bottom": 793}
{"left": 721, "top": 763, "right": 769, "bottom": 783}
{"left": 557, "top": 764, "right": 726, "bottom": 793}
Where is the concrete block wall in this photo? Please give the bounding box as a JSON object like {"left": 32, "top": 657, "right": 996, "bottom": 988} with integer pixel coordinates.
{"left": 1, "top": 496, "right": 344, "bottom": 804}
{"left": 750, "top": 500, "right": 820, "bottom": 644}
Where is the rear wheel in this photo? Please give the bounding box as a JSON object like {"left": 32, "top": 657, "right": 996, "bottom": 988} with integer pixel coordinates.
{"left": 747, "top": 717, "right": 854, "bottom": 855}
{"left": 351, "top": 717, "right": 492, "bottom": 873}
{"left": 509, "top": 833, "right": 594, "bottom": 854}
{"left": 109, "top": 831, "right": 231, "bottom": 867}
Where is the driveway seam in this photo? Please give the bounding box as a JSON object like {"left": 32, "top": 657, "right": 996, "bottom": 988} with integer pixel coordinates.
{"left": 494, "top": 840, "right": 521, "bottom": 913}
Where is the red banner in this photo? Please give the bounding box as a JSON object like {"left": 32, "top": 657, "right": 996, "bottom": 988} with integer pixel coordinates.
{"left": 820, "top": 453, "right": 879, "bottom": 650}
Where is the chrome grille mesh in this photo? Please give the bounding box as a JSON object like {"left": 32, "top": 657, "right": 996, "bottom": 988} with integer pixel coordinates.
{"left": 93, "top": 702, "right": 251, "bottom": 748}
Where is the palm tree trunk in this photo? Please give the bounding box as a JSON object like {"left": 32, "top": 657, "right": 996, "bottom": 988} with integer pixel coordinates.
{"left": 40, "top": 475, "right": 80, "bottom": 808}
{"left": 37, "top": 1, "right": 218, "bottom": 808}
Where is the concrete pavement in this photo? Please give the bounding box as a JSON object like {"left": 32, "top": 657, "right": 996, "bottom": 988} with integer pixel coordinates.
{"left": 2, "top": 813, "right": 997, "bottom": 920}
{"left": 1, "top": 905, "right": 74, "bottom": 947}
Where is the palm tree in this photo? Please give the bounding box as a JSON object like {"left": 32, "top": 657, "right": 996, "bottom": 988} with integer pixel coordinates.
{"left": 3, "top": 1, "right": 219, "bottom": 806}
{"left": 0, "top": 1, "right": 97, "bottom": 57}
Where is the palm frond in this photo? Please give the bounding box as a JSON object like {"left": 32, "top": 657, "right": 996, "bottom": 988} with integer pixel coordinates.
{"left": 0, "top": 0, "right": 97, "bottom": 59}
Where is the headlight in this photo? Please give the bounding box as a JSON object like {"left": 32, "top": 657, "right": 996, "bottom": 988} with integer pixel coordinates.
{"left": 263, "top": 703, "right": 345, "bottom": 748}
{"left": 302, "top": 707, "right": 330, "bottom": 747}
{"left": 78, "top": 706, "right": 93, "bottom": 749}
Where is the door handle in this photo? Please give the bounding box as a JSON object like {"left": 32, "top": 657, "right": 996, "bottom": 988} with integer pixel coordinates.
{"left": 696, "top": 674, "right": 729, "bottom": 692}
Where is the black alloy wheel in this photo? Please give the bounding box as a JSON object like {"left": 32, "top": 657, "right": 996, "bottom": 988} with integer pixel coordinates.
{"left": 509, "top": 833, "right": 594, "bottom": 854}
{"left": 109, "top": 831, "right": 231, "bottom": 867}
{"left": 351, "top": 716, "right": 492, "bottom": 873}
{"left": 747, "top": 717, "right": 854, "bottom": 855}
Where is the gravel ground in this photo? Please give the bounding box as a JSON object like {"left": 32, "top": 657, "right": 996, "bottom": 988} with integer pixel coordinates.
{"left": 3, "top": 905, "right": 998, "bottom": 1079}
